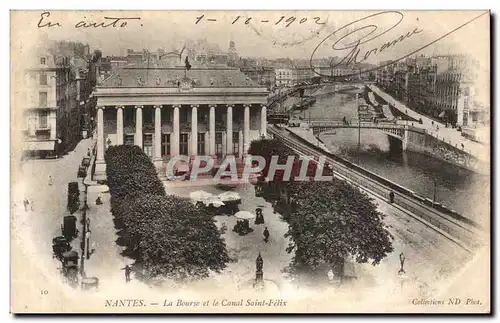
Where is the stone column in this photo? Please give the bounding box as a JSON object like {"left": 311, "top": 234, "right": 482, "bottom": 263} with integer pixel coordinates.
{"left": 154, "top": 105, "right": 162, "bottom": 166}
{"left": 96, "top": 106, "right": 105, "bottom": 162}
{"left": 209, "top": 104, "right": 216, "bottom": 156}
{"left": 135, "top": 106, "right": 143, "bottom": 148}
{"left": 116, "top": 106, "right": 124, "bottom": 145}
{"left": 260, "top": 105, "right": 267, "bottom": 137}
{"left": 172, "top": 105, "right": 180, "bottom": 156}
{"left": 191, "top": 104, "right": 198, "bottom": 156}
{"left": 94, "top": 106, "right": 106, "bottom": 181}
{"left": 238, "top": 130, "right": 243, "bottom": 158}
{"left": 243, "top": 104, "right": 250, "bottom": 156}
{"left": 226, "top": 104, "right": 233, "bottom": 156}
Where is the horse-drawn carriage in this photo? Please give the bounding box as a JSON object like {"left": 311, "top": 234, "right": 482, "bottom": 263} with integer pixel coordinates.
{"left": 61, "top": 215, "right": 78, "bottom": 241}
{"left": 78, "top": 157, "right": 91, "bottom": 178}
{"left": 61, "top": 250, "right": 79, "bottom": 287}
{"left": 52, "top": 236, "right": 71, "bottom": 261}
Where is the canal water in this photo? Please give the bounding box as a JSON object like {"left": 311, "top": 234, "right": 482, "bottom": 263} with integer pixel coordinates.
{"left": 292, "top": 85, "right": 490, "bottom": 223}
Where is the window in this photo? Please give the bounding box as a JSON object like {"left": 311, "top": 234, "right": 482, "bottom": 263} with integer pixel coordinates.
{"left": 232, "top": 132, "right": 239, "bottom": 157}
{"left": 162, "top": 134, "right": 170, "bottom": 157}
{"left": 124, "top": 135, "right": 135, "bottom": 146}
{"left": 124, "top": 109, "right": 134, "bottom": 126}
{"left": 39, "top": 111, "right": 48, "bottom": 129}
{"left": 143, "top": 134, "right": 153, "bottom": 158}
{"left": 40, "top": 57, "right": 46, "bottom": 65}
{"left": 215, "top": 132, "right": 223, "bottom": 157}
{"left": 39, "top": 92, "right": 47, "bottom": 107}
{"left": 197, "top": 133, "right": 205, "bottom": 155}
{"left": 180, "top": 133, "right": 189, "bottom": 155}
{"left": 39, "top": 73, "right": 47, "bottom": 85}
{"left": 161, "top": 108, "right": 171, "bottom": 124}
{"left": 144, "top": 108, "right": 153, "bottom": 124}
{"left": 180, "top": 108, "right": 188, "bottom": 123}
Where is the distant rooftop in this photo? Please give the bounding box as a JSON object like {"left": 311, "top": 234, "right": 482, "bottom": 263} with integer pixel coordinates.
{"left": 99, "top": 67, "right": 263, "bottom": 88}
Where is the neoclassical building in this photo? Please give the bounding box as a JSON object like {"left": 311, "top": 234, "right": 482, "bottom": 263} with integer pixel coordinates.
{"left": 93, "top": 66, "right": 269, "bottom": 180}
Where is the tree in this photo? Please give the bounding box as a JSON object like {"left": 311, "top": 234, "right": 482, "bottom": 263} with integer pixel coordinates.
{"left": 105, "top": 145, "right": 229, "bottom": 282}
{"left": 284, "top": 180, "right": 394, "bottom": 278}
{"left": 132, "top": 195, "right": 229, "bottom": 280}
{"left": 249, "top": 138, "right": 393, "bottom": 280}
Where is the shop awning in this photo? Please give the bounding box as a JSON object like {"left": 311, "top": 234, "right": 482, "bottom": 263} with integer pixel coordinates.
{"left": 23, "top": 140, "right": 55, "bottom": 151}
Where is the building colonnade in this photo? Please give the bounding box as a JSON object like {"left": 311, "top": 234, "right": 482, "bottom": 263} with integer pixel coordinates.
{"left": 95, "top": 103, "right": 267, "bottom": 167}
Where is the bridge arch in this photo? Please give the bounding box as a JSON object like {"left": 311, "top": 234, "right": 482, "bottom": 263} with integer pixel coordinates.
{"left": 309, "top": 120, "right": 409, "bottom": 155}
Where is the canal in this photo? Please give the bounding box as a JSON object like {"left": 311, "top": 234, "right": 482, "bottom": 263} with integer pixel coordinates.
{"left": 292, "top": 85, "right": 490, "bottom": 223}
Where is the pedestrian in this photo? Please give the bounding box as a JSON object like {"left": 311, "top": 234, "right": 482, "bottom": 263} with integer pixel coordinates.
{"left": 220, "top": 222, "right": 227, "bottom": 235}
{"left": 87, "top": 148, "right": 91, "bottom": 157}
{"left": 23, "top": 198, "right": 29, "bottom": 212}
{"left": 48, "top": 175, "right": 53, "bottom": 186}
{"left": 255, "top": 208, "right": 265, "bottom": 225}
{"left": 398, "top": 252, "right": 406, "bottom": 274}
{"left": 263, "top": 227, "right": 270, "bottom": 243}
{"left": 122, "top": 265, "right": 133, "bottom": 283}
{"left": 327, "top": 269, "right": 334, "bottom": 283}
{"left": 30, "top": 200, "right": 34, "bottom": 211}
{"left": 96, "top": 194, "right": 103, "bottom": 205}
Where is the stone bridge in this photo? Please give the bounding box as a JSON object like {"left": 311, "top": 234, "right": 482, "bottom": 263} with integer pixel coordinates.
{"left": 305, "top": 118, "right": 488, "bottom": 174}
{"left": 309, "top": 118, "right": 407, "bottom": 144}
{"left": 308, "top": 118, "right": 409, "bottom": 150}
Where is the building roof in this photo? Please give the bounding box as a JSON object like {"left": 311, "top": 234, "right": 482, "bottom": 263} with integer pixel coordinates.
{"left": 99, "top": 67, "right": 262, "bottom": 88}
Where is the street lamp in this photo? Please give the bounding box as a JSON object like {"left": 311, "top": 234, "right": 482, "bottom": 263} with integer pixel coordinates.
{"left": 433, "top": 179, "right": 438, "bottom": 205}
{"left": 356, "top": 93, "right": 361, "bottom": 165}
{"left": 85, "top": 230, "right": 91, "bottom": 260}
{"left": 398, "top": 252, "right": 406, "bottom": 274}
{"left": 254, "top": 252, "right": 264, "bottom": 290}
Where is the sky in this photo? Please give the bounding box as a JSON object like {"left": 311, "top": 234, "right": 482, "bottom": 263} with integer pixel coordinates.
{"left": 10, "top": 9, "right": 490, "bottom": 104}
{"left": 11, "top": 10, "right": 489, "bottom": 66}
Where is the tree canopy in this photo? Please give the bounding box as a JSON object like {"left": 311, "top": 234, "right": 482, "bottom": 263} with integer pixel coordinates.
{"left": 105, "top": 145, "right": 229, "bottom": 281}
{"left": 285, "top": 181, "right": 394, "bottom": 276}
{"left": 129, "top": 195, "right": 229, "bottom": 280}
{"left": 248, "top": 138, "right": 394, "bottom": 278}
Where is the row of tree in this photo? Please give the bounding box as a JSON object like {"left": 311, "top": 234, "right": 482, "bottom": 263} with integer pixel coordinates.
{"left": 248, "top": 139, "right": 394, "bottom": 279}
{"left": 105, "top": 146, "right": 229, "bottom": 281}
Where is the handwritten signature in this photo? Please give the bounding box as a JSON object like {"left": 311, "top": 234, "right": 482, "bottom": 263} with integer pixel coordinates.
{"left": 37, "top": 11, "right": 142, "bottom": 29}
{"left": 309, "top": 10, "right": 489, "bottom": 78}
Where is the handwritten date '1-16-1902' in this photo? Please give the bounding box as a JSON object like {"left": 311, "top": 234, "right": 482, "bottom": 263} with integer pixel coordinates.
{"left": 194, "top": 14, "right": 327, "bottom": 27}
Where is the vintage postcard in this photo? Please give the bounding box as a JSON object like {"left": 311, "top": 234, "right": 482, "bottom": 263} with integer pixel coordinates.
{"left": 10, "top": 10, "right": 490, "bottom": 313}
